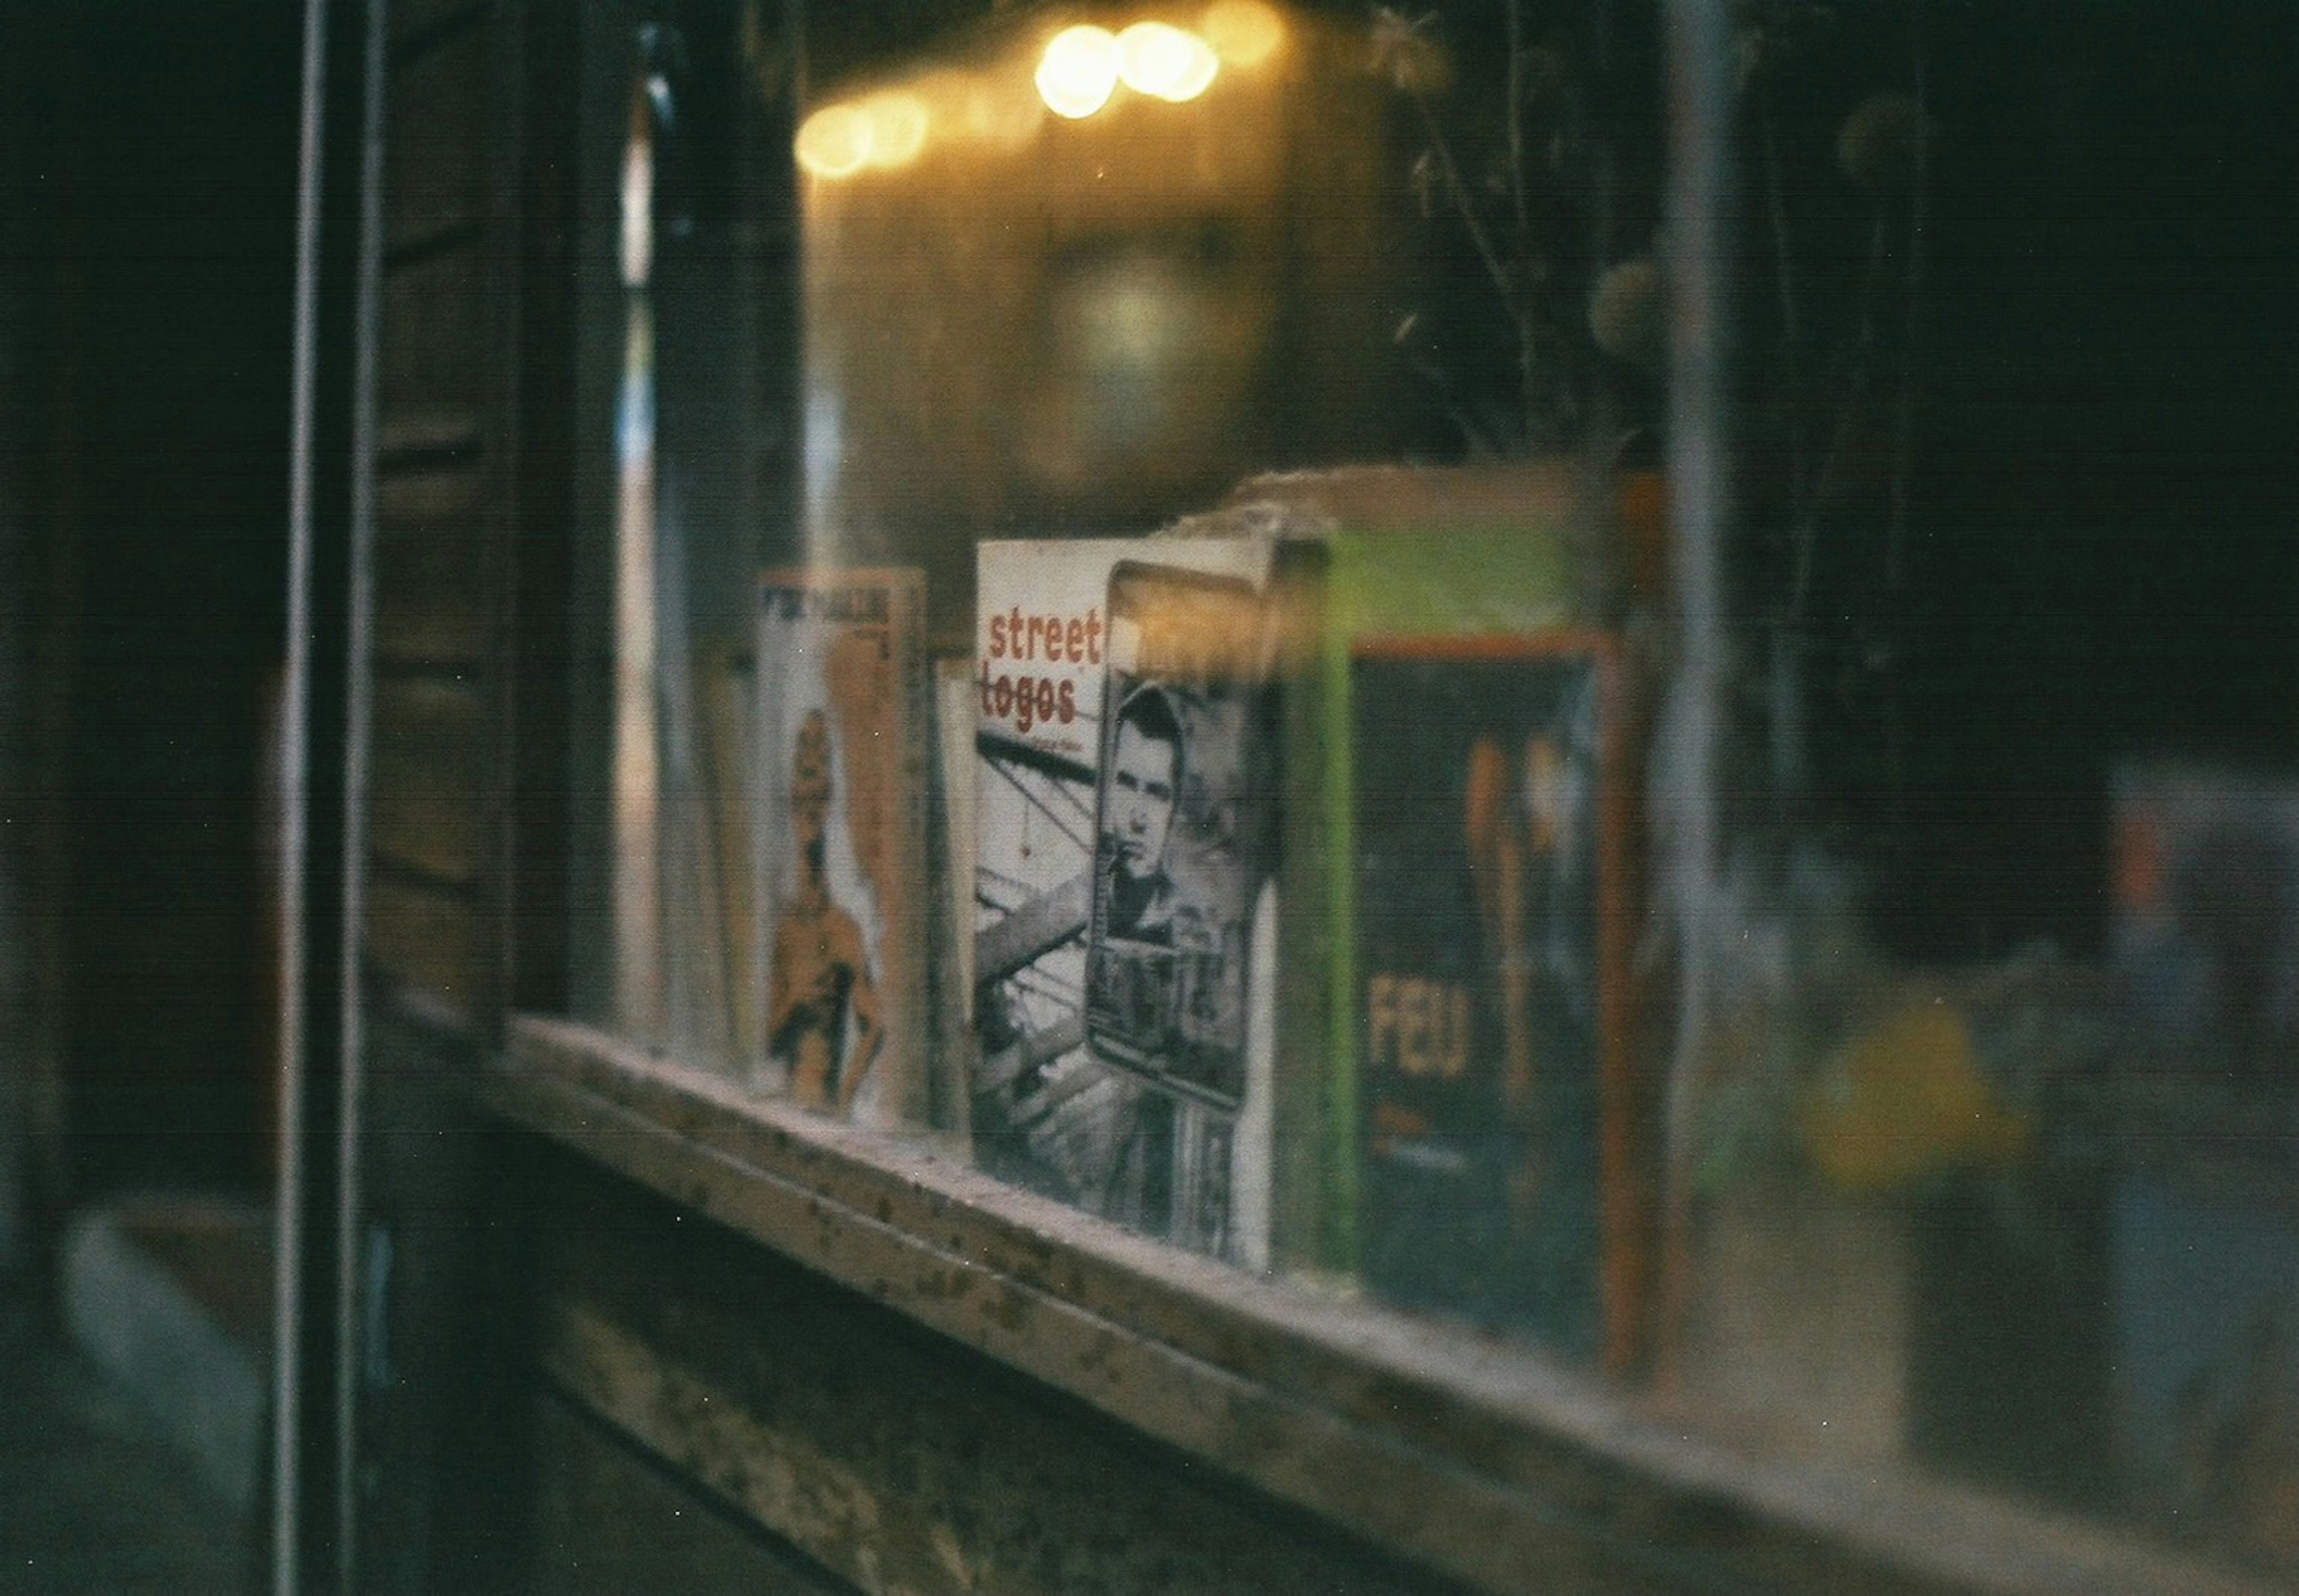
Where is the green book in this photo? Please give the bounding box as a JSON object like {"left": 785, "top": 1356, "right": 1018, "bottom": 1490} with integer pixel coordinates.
{"left": 1311, "top": 523, "right": 1580, "bottom": 1278}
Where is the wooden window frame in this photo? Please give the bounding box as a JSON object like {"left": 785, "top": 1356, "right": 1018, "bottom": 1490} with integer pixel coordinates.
{"left": 481, "top": 1014, "right": 2265, "bottom": 1596}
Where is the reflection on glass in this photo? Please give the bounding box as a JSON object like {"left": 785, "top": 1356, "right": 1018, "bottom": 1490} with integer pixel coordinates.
{"left": 1114, "top": 22, "right": 1218, "bottom": 104}
{"left": 612, "top": 70, "right": 662, "bottom": 1039}
{"left": 1036, "top": 25, "right": 1120, "bottom": 120}
{"left": 609, "top": 26, "right": 745, "bottom": 1065}
{"left": 799, "top": 3, "right": 1400, "bottom": 644}
{"left": 1198, "top": 0, "right": 1282, "bottom": 69}
{"left": 793, "top": 102, "right": 875, "bottom": 179}
{"left": 582, "top": 2, "right": 2299, "bottom": 1582}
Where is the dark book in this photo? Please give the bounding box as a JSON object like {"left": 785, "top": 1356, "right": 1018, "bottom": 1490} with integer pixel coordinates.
{"left": 1351, "top": 635, "right": 1628, "bottom": 1359}
{"left": 2107, "top": 764, "right": 2299, "bottom": 1559}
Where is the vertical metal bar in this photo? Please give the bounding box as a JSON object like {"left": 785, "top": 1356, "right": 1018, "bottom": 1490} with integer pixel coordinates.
{"left": 1657, "top": 0, "right": 1734, "bottom": 1351}
{"left": 1664, "top": 0, "right": 1731, "bottom": 694}
{"left": 273, "top": 0, "right": 331, "bottom": 1587}
{"left": 334, "top": 0, "right": 389, "bottom": 1585}
{"left": 612, "top": 70, "right": 663, "bottom": 1042}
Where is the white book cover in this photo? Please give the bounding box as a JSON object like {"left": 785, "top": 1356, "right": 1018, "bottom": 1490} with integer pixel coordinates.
{"left": 753, "top": 567, "right": 929, "bottom": 1128}
{"left": 972, "top": 537, "right": 1282, "bottom": 1267}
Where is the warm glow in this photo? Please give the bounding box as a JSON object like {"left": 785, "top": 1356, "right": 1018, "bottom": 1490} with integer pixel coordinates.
{"left": 860, "top": 92, "right": 929, "bottom": 168}
{"left": 619, "top": 135, "right": 652, "bottom": 286}
{"left": 964, "top": 75, "right": 1045, "bottom": 148}
{"left": 796, "top": 93, "right": 930, "bottom": 177}
{"left": 912, "top": 68, "right": 1044, "bottom": 151}
{"left": 1199, "top": 0, "right": 1283, "bottom": 68}
{"left": 1036, "top": 25, "right": 1120, "bottom": 119}
{"left": 1116, "top": 22, "right": 1218, "bottom": 102}
{"left": 912, "top": 70, "right": 984, "bottom": 147}
{"left": 795, "top": 102, "right": 874, "bottom": 178}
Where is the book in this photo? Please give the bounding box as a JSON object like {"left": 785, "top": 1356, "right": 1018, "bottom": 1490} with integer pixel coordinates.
{"left": 2107, "top": 763, "right": 2299, "bottom": 1560}
{"left": 751, "top": 568, "right": 930, "bottom": 1128}
{"left": 971, "top": 536, "right": 1285, "bottom": 1267}
{"left": 1248, "top": 490, "right": 1652, "bottom": 1370}
{"left": 1350, "top": 634, "right": 1629, "bottom": 1363}
{"left": 695, "top": 644, "right": 757, "bottom": 1055}
{"left": 927, "top": 653, "right": 982, "bottom": 1142}
{"left": 2112, "top": 762, "right": 2299, "bottom": 1122}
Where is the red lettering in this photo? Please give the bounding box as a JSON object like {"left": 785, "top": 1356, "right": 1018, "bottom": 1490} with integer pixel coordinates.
{"left": 981, "top": 667, "right": 1084, "bottom": 739}
{"left": 987, "top": 613, "right": 1007, "bottom": 660}
{"left": 1064, "top": 617, "right": 1084, "bottom": 662}
{"left": 1007, "top": 606, "right": 1025, "bottom": 659}
{"left": 1084, "top": 608, "right": 1102, "bottom": 663}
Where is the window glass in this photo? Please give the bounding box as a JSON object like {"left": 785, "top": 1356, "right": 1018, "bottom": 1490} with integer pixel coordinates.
{"left": 568, "top": 0, "right": 2299, "bottom": 1581}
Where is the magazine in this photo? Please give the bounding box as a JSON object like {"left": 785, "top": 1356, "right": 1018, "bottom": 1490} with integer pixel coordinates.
{"left": 752, "top": 568, "right": 929, "bottom": 1128}
{"left": 1263, "top": 503, "right": 1650, "bottom": 1370}
{"left": 971, "top": 537, "right": 1282, "bottom": 1266}
{"left": 1351, "top": 635, "right": 1627, "bottom": 1360}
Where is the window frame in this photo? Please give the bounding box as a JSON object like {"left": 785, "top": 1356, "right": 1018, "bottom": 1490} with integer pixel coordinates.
{"left": 486, "top": 1014, "right": 2267, "bottom": 1596}
{"left": 486, "top": 6, "right": 2299, "bottom": 1594}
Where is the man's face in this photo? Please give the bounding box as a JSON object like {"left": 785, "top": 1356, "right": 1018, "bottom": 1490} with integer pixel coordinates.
{"left": 1107, "top": 720, "right": 1178, "bottom": 882}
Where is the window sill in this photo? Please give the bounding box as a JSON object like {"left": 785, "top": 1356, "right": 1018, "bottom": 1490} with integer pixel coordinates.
{"left": 485, "top": 1014, "right": 2270, "bottom": 1596}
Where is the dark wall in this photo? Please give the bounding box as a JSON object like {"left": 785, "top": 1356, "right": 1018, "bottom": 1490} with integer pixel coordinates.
{"left": 1759, "top": 1, "right": 2299, "bottom": 960}
{"left": 8, "top": 2, "right": 302, "bottom": 1196}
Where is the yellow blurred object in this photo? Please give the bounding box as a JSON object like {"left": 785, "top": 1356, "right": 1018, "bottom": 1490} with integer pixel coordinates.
{"left": 1117, "top": 22, "right": 1220, "bottom": 102}
{"left": 859, "top": 92, "right": 930, "bottom": 169}
{"left": 1200, "top": 1, "right": 1284, "bottom": 67}
{"left": 1036, "top": 25, "right": 1121, "bottom": 119}
{"left": 1796, "top": 994, "right": 2032, "bottom": 1193}
{"left": 795, "top": 102, "right": 875, "bottom": 178}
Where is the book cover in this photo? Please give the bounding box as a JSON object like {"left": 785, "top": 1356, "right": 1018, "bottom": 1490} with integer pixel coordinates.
{"left": 927, "top": 653, "right": 982, "bottom": 1142}
{"left": 695, "top": 644, "right": 757, "bottom": 1054}
{"left": 2108, "top": 763, "right": 2299, "bottom": 1559}
{"left": 971, "top": 537, "right": 1282, "bottom": 1266}
{"left": 752, "top": 568, "right": 930, "bottom": 1128}
{"left": 1308, "top": 520, "right": 1576, "bottom": 1269}
{"left": 1349, "top": 632, "right": 1630, "bottom": 1363}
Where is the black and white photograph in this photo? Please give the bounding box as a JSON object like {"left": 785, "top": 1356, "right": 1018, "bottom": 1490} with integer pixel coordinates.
{"left": 1085, "top": 563, "right": 1278, "bottom": 1110}
{"left": 970, "top": 539, "right": 1281, "bottom": 1264}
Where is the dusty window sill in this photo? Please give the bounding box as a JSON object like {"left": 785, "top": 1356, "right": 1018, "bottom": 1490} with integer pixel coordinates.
{"left": 484, "top": 1014, "right": 2267, "bottom": 1596}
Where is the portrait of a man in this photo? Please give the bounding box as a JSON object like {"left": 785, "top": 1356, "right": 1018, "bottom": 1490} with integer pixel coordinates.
{"left": 1102, "top": 683, "right": 1184, "bottom": 945}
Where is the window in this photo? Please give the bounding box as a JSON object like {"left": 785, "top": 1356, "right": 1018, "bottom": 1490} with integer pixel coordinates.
{"left": 522, "top": 2, "right": 2299, "bottom": 1588}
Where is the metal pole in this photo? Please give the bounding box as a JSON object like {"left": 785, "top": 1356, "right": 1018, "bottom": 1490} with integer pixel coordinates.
{"left": 1657, "top": 0, "right": 1734, "bottom": 1358}
{"left": 272, "top": 0, "right": 330, "bottom": 1584}
{"left": 333, "top": 0, "right": 387, "bottom": 1585}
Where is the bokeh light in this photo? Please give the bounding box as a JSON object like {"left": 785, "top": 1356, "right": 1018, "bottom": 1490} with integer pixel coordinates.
{"left": 1199, "top": 1, "right": 1283, "bottom": 68}
{"left": 1036, "top": 25, "right": 1121, "bottom": 119}
{"left": 1116, "top": 22, "right": 1220, "bottom": 103}
{"left": 795, "top": 102, "right": 874, "bottom": 178}
{"left": 860, "top": 92, "right": 929, "bottom": 168}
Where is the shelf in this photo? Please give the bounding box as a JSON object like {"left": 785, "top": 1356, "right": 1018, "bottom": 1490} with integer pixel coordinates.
{"left": 484, "top": 1014, "right": 2279, "bottom": 1596}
